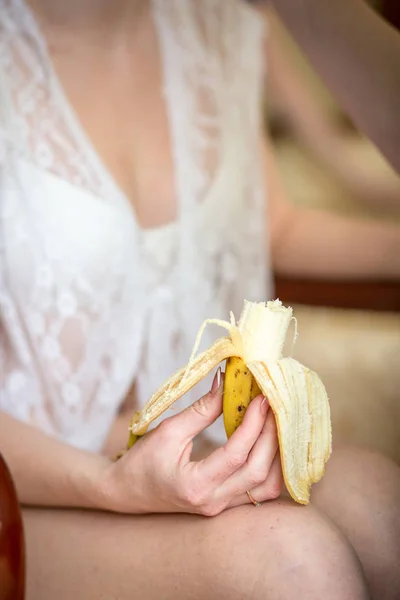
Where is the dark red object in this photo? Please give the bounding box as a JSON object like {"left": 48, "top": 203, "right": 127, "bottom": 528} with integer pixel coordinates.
{"left": 382, "top": 0, "right": 400, "bottom": 31}
{"left": 274, "top": 276, "right": 400, "bottom": 313}
{"left": 0, "top": 453, "right": 25, "bottom": 600}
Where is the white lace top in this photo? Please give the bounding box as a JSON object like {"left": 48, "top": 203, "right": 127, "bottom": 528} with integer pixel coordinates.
{"left": 0, "top": 0, "right": 272, "bottom": 451}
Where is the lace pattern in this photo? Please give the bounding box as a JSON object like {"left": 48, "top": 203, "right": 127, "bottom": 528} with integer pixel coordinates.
{"left": 0, "top": 0, "right": 272, "bottom": 450}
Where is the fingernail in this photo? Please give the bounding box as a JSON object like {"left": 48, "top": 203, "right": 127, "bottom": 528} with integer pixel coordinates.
{"left": 211, "top": 367, "right": 221, "bottom": 394}
{"left": 260, "top": 396, "right": 269, "bottom": 414}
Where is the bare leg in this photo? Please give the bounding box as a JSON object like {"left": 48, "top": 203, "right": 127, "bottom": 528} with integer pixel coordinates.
{"left": 312, "top": 445, "right": 400, "bottom": 600}
{"left": 23, "top": 499, "right": 369, "bottom": 600}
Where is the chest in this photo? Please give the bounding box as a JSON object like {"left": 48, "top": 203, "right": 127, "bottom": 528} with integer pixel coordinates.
{"left": 45, "top": 14, "right": 176, "bottom": 229}
{"left": 2, "top": 1, "right": 266, "bottom": 265}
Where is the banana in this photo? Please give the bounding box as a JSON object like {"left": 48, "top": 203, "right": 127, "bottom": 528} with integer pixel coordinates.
{"left": 121, "top": 299, "right": 332, "bottom": 505}
{"left": 223, "top": 356, "right": 261, "bottom": 438}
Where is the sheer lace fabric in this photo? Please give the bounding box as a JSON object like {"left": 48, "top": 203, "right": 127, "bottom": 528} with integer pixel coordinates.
{"left": 0, "top": 0, "right": 272, "bottom": 450}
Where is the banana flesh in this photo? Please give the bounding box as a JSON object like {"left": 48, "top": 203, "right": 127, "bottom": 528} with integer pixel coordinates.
{"left": 124, "top": 299, "right": 332, "bottom": 505}
{"left": 248, "top": 359, "right": 331, "bottom": 503}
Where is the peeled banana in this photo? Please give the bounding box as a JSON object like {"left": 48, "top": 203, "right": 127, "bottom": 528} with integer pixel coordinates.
{"left": 125, "top": 299, "right": 332, "bottom": 505}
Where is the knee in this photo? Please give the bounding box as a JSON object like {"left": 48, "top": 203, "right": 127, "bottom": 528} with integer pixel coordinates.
{"left": 314, "top": 445, "right": 400, "bottom": 545}
{"left": 202, "top": 500, "right": 369, "bottom": 600}
{"left": 326, "top": 444, "right": 400, "bottom": 481}
{"left": 313, "top": 445, "right": 400, "bottom": 597}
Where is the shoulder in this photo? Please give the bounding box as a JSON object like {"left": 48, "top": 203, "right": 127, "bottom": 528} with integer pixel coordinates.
{"left": 161, "top": 0, "right": 267, "bottom": 49}
{"left": 215, "top": 0, "right": 268, "bottom": 76}
{"left": 215, "top": 0, "right": 268, "bottom": 90}
{"left": 193, "top": 0, "right": 268, "bottom": 75}
{"left": 0, "top": 1, "right": 36, "bottom": 165}
{"left": 0, "top": 2, "right": 18, "bottom": 161}
{"left": 218, "top": 0, "right": 268, "bottom": 42}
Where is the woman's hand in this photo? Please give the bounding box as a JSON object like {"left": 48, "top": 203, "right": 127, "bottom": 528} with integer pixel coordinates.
{"left": 101, "top": 370, "right": 283, "bottom": 516}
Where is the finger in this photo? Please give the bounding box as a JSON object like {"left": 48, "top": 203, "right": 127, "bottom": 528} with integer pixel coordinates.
{"left": 251, "top": 450, "right": 284, "bottom": 500}
{"left": 197, "top": 394, "right": 268, "bottom": 485}
{"left": 165, "top": 368, "right": 225, "bottom": 444}
{"left": 229, "top": 450, "right": 283, "bottom": 508}
{"left": 221, "top": 404, "right": 278, "bottom": 498}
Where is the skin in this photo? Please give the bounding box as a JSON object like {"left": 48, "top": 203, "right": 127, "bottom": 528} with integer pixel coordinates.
{"left": 265, "top": 0, "right": 400, "bottom": 174}
{"left": 311, "top": 445, "right": 400, "bottom": 600}
{"left": 1, "top": 379, "right": 284, "bottom": 515}
{"left": 27, "top": 0, "right": 400, "bottom": 281}
{"left": 260, "top": 6, "right": 400, "bottom": 214}
{"left": 3, "top": 381, "right": 400, "bottom": 599}
{"left": 1, "top": 1, "right": 400, "bottom": 598}
{"left": 23, "top": 499, "right": 370, "bottom": 600}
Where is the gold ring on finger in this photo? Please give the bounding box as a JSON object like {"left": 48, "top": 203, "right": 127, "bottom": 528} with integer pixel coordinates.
{"left": 246, "top": 490, "right": 262, "bottom": 507}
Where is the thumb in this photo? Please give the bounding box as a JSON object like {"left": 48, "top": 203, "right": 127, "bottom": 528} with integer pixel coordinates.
{"left": 170, "top": 368, "right": 224, "bottom": 443}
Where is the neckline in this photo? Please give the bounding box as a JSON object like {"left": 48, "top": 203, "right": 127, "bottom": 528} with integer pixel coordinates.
{"left": 16, "top": 0, "right": 181, "bottom": 236}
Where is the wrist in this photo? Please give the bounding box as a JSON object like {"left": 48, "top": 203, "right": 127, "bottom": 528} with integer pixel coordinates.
{"left": 94, "top": 454, "right": 137, "bottom": 514}
{"left": 69, "top": 451, "right": 113, "bottom": 511}
{"left": 98, "top": 452, "right": 153, "bottom": 515}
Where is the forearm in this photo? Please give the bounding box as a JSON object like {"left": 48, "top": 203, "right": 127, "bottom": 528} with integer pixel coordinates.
{"left": 0, "top": 411, "right": 109, "bottom": 509}
{"left": 264, "top": 6, "right": 343, "bottom": 158}
{"left": 266, "top": 0, "right": 400, "bottom": 173}
{"left": 272, "top": 206, "right": 400, "bottom": 281}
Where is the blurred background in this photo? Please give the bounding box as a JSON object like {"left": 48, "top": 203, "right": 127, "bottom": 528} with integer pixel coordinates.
{"left": 263, "top": 0, "right": 400, "bottom": 464}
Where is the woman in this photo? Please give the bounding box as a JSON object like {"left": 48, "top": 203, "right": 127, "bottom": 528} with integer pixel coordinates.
{"left": 0, "top": 1, "right": 399, "bottom": 599}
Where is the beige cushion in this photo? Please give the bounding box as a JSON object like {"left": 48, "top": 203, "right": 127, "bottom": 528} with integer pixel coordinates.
{"left": 290, "top": 304, "right": 400, "bottom": 464}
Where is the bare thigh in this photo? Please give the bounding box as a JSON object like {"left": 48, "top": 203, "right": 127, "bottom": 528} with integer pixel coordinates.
{"left": 23, "top": 499, "right": 369, "bottom": 600}
{"left": 312, "top": 445, "right": 400, "bottom": 600}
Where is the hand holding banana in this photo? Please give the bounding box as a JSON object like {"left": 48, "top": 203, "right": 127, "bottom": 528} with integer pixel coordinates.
{"left": 106, "top": 375, "right": 282, "bottom": 515}
{"left": 120, "top": 299, "right": 332, "bottom": 506}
